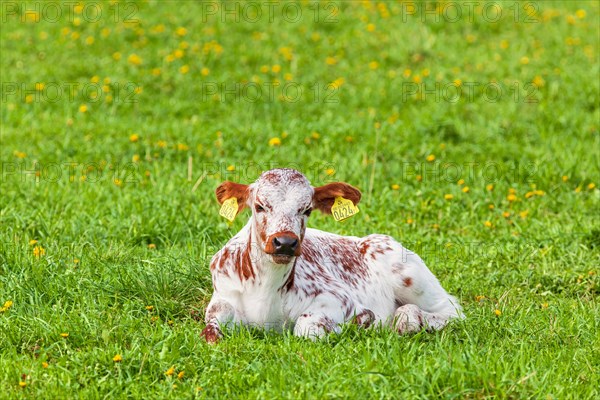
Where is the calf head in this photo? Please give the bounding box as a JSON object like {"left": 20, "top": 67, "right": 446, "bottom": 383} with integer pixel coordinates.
{"left": 216, "top": 168, "right": 361, "bottom": 265}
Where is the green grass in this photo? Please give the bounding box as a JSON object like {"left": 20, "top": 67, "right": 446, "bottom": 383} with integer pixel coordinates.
{"left": 1, "top": 0, "right": 599, "bottom": 398}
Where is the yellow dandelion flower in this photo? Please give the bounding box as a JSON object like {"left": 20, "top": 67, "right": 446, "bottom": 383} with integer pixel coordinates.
{"left": 457, "top": 179, "right": 465, "bottom": 185}
{"left": 113, "top": 52, "right": 122, "bottom": 60}
{"left": 268, "top": 137, "right": 281, "bottom": 147}
{"left": 489, "top": 204, "right": 495, "bottom": 210}
{"left": 179, "top": 65, "right": 189, "bottom": 74}
{"left": 500, "top": 40, "right": 509, "bottom": 49}
{"left": 85, "top": 36, "right": 94, "bottom": 45}
{"left": 260, "top": 65, "right": 269, "bottom": 73}
{"left": 494, "top": 309, "right": 502, "bottom": 316}
{"left": 150, "top": 316, "right": 159, "bottom": 322}
{"left": 566, "top": 15, "right": 576, "bottom": 24}
{"left": 466, "top": 34, "right": 476, "bottom": 43}
{"left": 173, "top": 49, "right": 184, "bottom": 59}
{"left": 562, "top": 175, "right": 569, "bottom": 182}
{"left": 35, "top": 82, "right": 45, "bottom": 91}
{"left": 575, "top": 186, "right": 582, "bottom": 193}
{"left": 532, "top": 76, "right": 545, "bottom": 88}
{"left": 113, "top": 178, "right": 122, "bottom": 187}
{"left": 19, "top": 382, "right": 26, "bottom": 388}
{"left": 281, "top": 131, "right": 289, "bottom": 139}
{"left": 128, "top": 54, "right": 142, "bottom": 66}
{"left": 475, "top": 295, "right": 486, "bottom": 302}
{"left": 152, "top": 68, "right": 161, "bottom": 76}
{"left": 175, "top": 27, "right": 187, "bottom": 36}
{"left": 271, "top": 65, "right": 281, "bottom": 73}
{"left": 311, "top": 132, "right": 320, "bottom": 140}
{"left": 60, "top": 333, "right": 69, "bottom": 338}
{"left": 426, "top": 154, "right": 435, "bottom": 162}
{"left": 42, "top": 362, "right": 49, "bottom": 368}
{"left": 25, "top": 94, "right": 33, "bottom": 104}
{"left": 325, "top": 57, "right": 337, "bottom": 66}
{"left": 519, "top": 210, "right": 529, "bottom": 219}
{"left": 79, "top": 104, "right": 88, "bottom": 113}
{"left": 541, "top": 302, "right": 549, "bottom": 309}
{"left": 444, "top": 194, "right": 453, "bottom": 200}
{"left": 157, "top": 140, "right": 167, "bottom": 148}
{"left": 520, "top": 56, "right": 530, "bottom": 65}
{"left": 432, "top": 224, "right": 440, "bottom": 230}
{"left": 3, "top": 300, "right": 13, "bottom": 309}
{"left": 368, "top": 61, "right": 379, "bottom": 70}
{"left": 406, "top": 218, "right": 414, "bottom": 224}
{"left": 177, "top": 143, "right": 189, "bottom": 151}
{"left": 507, "top": 194, "right": 517, "bottom": 202}
{"left": 484, "top": 221, "right": 493, "bottom": 228}
{"left": 132, "top": 155, "right": 140, "bottom": 163}
{"left": 588, "top": 183, "right": 596, "bottom": 190}
{"left": 165, "top": 366, "right": 176, "bottom": 376}
{"left": 33, "top": 246, "right": 45, "bottom": 258}
{"left": 29, "top": 239, "right": 38, "bottom": 245}
{"left": 403, "top": 69, "right": 411, "bottom": 78}
{"left": 283, "top": 73, "right": 293, "bottom": 81}
{"left": 502, "top": 211, "right": 510, "bottom": 218}
{"left": 14, "top": 151, "right": 27, "bottom": 158}
{"left": 422, "top": 68, "right": 430, "bottom": 77}
{"left": 145, "top": 305, "right": 154, "bottom": 311}
{"left": 147, "top": 244, "right": 156, "bottom": 250}
{"left": 226, "top": 165, "right": 235, "bottom": 171}
{"left": 129, "top": 133, "right": 139, "bottom": 142}
{"left": 391, "top": 184, "right": 400, "bottom": 190}
{"left": 576, "top": 9, "right": 586, "bottom": 19}
{"left": 453, "top": 78, "right": 462, "bottom": 87}
{"left": 201, "top": 67, "right": 210, "bottom": 76}
{"left": 416, "top": 175, "right": 423, "bottom": 182}
{"left": 413, "top": 75, "right": 422, "bottom": 84}
{"left": 462, "top": 186, "right": 470, "bottom": 193}
{"left": 113, "top": 354, "right": 123, "bottom": 362}
{"left": 165, "top": 54, "right": 176, "bottom": 63}
{"left": 486, "top": 184, "right": 494, "bottom": 191}
{"left": 178, "top": 371, "right": 185, "bottom": 379}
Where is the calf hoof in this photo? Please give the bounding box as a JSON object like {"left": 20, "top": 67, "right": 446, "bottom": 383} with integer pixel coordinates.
{"left": 201, "top": 323, "right": 223, "bottom": 344}
{"left": 394, "top": 304, "right": 424, "bottom": 334}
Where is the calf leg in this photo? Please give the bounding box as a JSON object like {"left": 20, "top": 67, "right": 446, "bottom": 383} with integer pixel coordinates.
{"left": 293, "top": 295, "right": 346, "bottom": 339}
{"left": 201, "top": 298, "right": 235, "bottom": 344}
{"left": 391, "top": 251, "right": 464, "bottom": 334}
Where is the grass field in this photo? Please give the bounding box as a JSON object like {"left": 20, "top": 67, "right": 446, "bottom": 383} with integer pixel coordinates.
{"left": 1, "top": 0, "right": 599, "bottom": 398}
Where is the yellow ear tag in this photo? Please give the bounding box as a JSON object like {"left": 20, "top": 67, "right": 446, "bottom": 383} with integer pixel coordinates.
{"left": 331, "top": 196, "right": 359, "bottom": 222}
{"left": 219, "top": 197, "right": 238, "bottom": 222}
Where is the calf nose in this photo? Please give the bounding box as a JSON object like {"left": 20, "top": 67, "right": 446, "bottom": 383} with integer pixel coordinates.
{"left": 272, "top": 235, "right": 299, "bottom": 256}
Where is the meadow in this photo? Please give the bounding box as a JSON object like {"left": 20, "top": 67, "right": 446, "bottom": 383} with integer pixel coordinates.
{"left": 1, "top": 0, "right": 599, "bottom": 398}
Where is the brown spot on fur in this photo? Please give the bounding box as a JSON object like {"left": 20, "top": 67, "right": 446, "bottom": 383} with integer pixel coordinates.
{"left": 354, "top": 309, "right": 375, "bottom": 328}
{"left": 403, "top": 277, "right": 413, "bottom": 287}
{"left": 281, "top": 258, "right": 297, "bottom": 292}
{"left": 359, "top": 242, "right": 370, "bottom": 255}
{"left": 313, "top": 182, "right": 361, "bottom": 214}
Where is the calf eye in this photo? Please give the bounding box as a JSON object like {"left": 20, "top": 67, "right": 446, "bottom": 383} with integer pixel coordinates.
{"left": 303, "top": 208, "right": 312, "bottom": 216}
{"left": 255, "top": 205, "right": 265, "bottom": 213}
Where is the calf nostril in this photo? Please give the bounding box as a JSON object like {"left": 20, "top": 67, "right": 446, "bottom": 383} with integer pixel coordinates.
{"left": 273, "top": 237, "right": 281, "bottom": 247}
{"left": 290, "top": 239, "right": 298, "bottom": 249}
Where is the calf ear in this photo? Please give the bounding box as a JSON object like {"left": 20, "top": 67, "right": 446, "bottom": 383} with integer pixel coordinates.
{"left": 216, "top": 182, "right": 250, "bottom": 212}
{"left": 313, "top": 182, "right": 361, "bottom": 214}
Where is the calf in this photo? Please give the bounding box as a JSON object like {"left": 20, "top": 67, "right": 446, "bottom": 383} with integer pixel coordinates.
{"left": 201, "top": 169, "right": 463, "bottom": 342}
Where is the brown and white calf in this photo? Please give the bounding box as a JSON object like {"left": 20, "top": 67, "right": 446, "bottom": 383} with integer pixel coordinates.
{"left": 201, "top": 169, "right": 463, "bottom": 342}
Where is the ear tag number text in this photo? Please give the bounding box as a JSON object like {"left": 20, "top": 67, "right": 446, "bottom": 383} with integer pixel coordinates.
{"left": 331, "top": 196, "right": 359, "bottom": 222}
{"left": 219, "top": 197, "right": 238, "bottom": 222}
